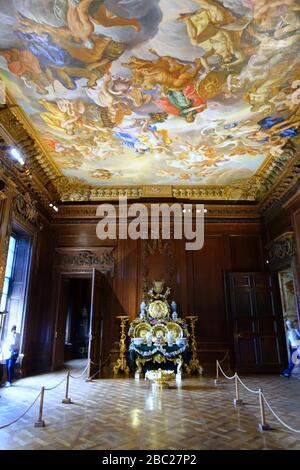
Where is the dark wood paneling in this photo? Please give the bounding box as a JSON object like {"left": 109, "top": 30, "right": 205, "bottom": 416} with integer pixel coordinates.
{"left": 20, "top": 216, "right": 277, "bottom": 373}
{"left": 229, "top": 235, "right": 265, "bottom": 271}
{"left": 187, "top": 235, "right": 228, "bottom": 343}
{"left": 294, "top": 209, "right": 300, "bottom": 264}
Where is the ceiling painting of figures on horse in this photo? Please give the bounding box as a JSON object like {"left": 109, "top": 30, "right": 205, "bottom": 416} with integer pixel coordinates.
{"left": 0, "top": 0, "right": 299, "bottom": 186}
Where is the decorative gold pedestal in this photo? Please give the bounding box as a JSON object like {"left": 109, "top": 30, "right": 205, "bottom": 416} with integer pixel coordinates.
{"left": 113, "top": 316, "right": 130, "bottom": 375}
{"left": 145, "top": 369, "right": 175, "bottom": 390}
{"left": 186, "top": 316, "right": 203, "bottom": 375}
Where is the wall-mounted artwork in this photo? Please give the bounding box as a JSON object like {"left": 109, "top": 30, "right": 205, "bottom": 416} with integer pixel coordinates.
{"left": 0, "top": 0, "right": 299, "bottom": 187}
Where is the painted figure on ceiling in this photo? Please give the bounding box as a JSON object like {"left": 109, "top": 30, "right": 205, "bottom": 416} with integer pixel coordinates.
{"left": 177, "top": 0, "right": 251, "bottom": 72}
{"left": 155, "top": 85, "right": 207, "bottom": 123}
{"left": 0, "top": 48, "right": 53, "bottom": 95}
{"left": 85, "top": 73, "right": 152, "bottom": 125}
{"left": 113, "top": 117, "right": 171, "bottom": 154}
{"left": 123, "top": 50, "right": 203, "bottom": 91}
{"left": 15, "top": 14, "right": 125, "bottom": 89}
{"left": 39, "top": 98, "right": 118, "bottom": 135}
{"left": 51, "top": 0, "right": 141, "bottom": 49}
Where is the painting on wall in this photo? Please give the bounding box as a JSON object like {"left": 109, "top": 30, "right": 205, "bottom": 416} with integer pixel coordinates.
{"left": 0, "top": 0, "right": 299, "bottom": 187}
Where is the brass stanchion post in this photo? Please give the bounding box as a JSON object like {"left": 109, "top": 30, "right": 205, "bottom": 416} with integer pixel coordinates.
{"left": 233, "top": 373, "right": 243, "bottom": 405}
{"left": 86, "top": 359, "right": 93, "bottom": 382}
{"left": 62, "top": 372, "right": 72, "bottom": 404}
{"left": 258, "top": 389, "right": 271, "bottom": 431}
{"left": 214, "top": 360, "right": 220, "bottom": 385}
{"left": 34, "top": 387, "right": 46, "bottom": 428}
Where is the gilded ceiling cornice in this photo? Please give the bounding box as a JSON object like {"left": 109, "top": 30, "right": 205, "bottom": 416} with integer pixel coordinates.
{"left": 5, "top": 93, "right": 60, "bottom": 179}
{"left": 47, "top": 142, "right": 299, "bottom": 204}
{"left": 52, "top": 202, "right": 260, "bottom": 222}
{"left": 259, "top": 150, "right": 300, "bottom": 216}
{"left": 0, "top": 106, "right": 59, "bottom": 213}
{"left": 0, "top": 100, "right": 299, "bottom": 210}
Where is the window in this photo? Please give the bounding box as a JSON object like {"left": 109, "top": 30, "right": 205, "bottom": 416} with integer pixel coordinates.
{"left": 0, "top": 229, "right": 31, "bottom": 352}
{"left": 0, "top": 236, "right": 16, "bottom": 313}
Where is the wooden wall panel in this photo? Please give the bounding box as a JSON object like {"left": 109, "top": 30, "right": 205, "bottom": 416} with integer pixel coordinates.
{"left": 294, "top": 209, "right": 300, "bottom": 264}
{"left": 30, "top": 219, "right": 267, "bottom": 373}
{"left": 229, "top": 235, "right": 265, "bottom": 271}
{"left": 186, "top": 235, "right": 228, "bottom": 342}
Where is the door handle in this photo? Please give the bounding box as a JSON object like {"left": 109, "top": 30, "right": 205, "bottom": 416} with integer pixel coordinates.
{"left": 235, "top": 332, "right": 252, "bottom": 339}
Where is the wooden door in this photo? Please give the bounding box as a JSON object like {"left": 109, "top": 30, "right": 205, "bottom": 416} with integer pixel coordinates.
{"left": 88, "top": 269, "right": 106, "bottom": 378}
{"left": 227, "top": 272, "right": 286, "bottom": 373}
{"left": 52, "top": 277, "right": 70, "bottom": 369}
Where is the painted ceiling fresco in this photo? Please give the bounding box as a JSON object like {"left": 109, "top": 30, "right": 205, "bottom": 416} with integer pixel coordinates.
{"left": 0, "top": 0, "right": 299, "bottom": 188}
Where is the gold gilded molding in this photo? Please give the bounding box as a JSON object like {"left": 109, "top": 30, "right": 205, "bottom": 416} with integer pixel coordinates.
{"left": 51, "top": 176, "right": 263, "bottom": 203}
{"left": 52, "top": 203, "right": 260, "bottom": 221}
{"left": 1, "top": 94, "right": 299, "bottom": 207}
{"left": 142, "top": 185, "right": 173, "bottom": 198}
{"left": 5, "top": 92, "right": 60, "bottom": 179}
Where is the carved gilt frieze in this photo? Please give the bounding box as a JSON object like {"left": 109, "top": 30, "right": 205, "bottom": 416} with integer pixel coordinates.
{"left": 55, "top": 249, "right": 115, "bottom": 274}
{"left": 267, "top": 232, "right": 297, "bottom": 269}
{"left": 13, "top": 192, "right": 42, "bottom": 228}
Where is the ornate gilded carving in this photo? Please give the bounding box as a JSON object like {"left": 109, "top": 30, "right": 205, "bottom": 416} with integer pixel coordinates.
{"left": 113, "top": 316, "right": 130, "bottom": 375}
{"left": 0, "top": 180, "right": 7, "bottom": 201}
{"left": 0, "top": 107, "right": 58, "bottom": 212}
{"left": 53, "top": 177, "right": 90, "bottom": 202}
{"left": 185, "top": 316, "right": 203, "bottom": 375}
{"left": 53, "top": 203, "right": 260, "bottom": 221}
{"left": 90, "top": 187, "right": 143, "bottom": 200}
{"left": 260, "top": 153, "right": 300, "bottom": 215}
{"left": 55, "top": 249, "right": 114, "bottom": 273}
{"left": 0, "top": 195, "right": 13, "bottom": 296}
{"left": 13, "top": 192, "right": 41, "bottom": 228}
{"left": 267, "top": 232, "right": 297, "bottom": 269}
{"left": 1, "top": 93, "right": 299, "bottom": 210}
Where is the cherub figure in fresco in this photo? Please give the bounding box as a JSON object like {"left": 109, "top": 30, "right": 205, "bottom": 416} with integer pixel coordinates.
{"left": 107, "top": 75, "right": 153, "bottom": 108}
{"left": 0, "top": 48, "right": 53, "bottom": 95}
{"left": 15, "top": 14, "right": 125, "bottom": 90}
{"left": 40, "top": 98, "right": 117, "bottom": 135}
{"left": 113, "top": 117, "right": 171, "bottom": 154}
{"left": 89, "top": 168, "right": 115, "bottom": 180}
{"left": 187, "top": 154, "right": 230, "bottom": 170}
{"left": 253, "top": 0, "right": 300, "bottom": 22}
{"left": 40, "top": 99, "right": 86, "bottom": 135}
{"left": 54, "top": 0, "right": 141, "bottom": 49}
{"left": 177, "top": 0, "right": 250, "bottom": 72}
{"left": 244, "top": 78, "right": 284, "bottom": 113}
{"left": 85, "top": 73, "right": 152, "bottom": 126}
{"left": 275, "top": 81, "right": 300, "bottom": 112}
{"left": 123, "top": 50, "right": 203, "bottom": 91}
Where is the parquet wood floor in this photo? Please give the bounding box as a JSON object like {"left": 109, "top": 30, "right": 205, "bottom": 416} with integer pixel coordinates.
{"left": 1, "top": 361, "right": 300, "bottom": 450}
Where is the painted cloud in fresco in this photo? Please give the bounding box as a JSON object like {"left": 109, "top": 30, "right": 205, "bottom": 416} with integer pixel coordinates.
{"left": 0, "top": 0, "right": 299, "bottom": 187}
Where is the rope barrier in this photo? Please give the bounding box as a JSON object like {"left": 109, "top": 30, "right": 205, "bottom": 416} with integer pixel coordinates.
{"left": 90, "top": 359, "right": 100, "bottom": 366}
{"left": 219, "top": 350, "right": 229, "bottom": 364}
{"left": 44, "top": 375, "right": 67, "bottom": 391}
{"left": 216, "top": 361, "right": 235, "bottom": 380}
{"left": 69, "top": 361, "right": 90, "bottom": 379}
{"left": 0, "top": 390, "right": 41, "bottom": 430}
{"left": 236, "top": 375, "right": 260, "bottom": 395}
{"left": 215, "top": 359, "right": 300, "bottom": 433}
{"left": 0, "top": 354, "right": 114, "bottom": 430}
{"left": 87, "top": 354, "right": 112, "bottom": 381}
{"left": 262, "top": 392, "right": 300, "bottom": 433}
